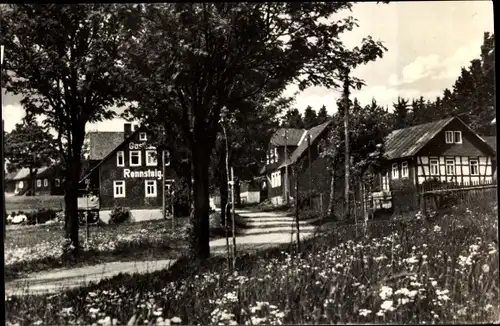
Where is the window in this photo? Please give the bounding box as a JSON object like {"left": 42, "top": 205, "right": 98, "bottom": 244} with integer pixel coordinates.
{"left": 117, "top": 151, "right": 125, "bottom": 167}
{"left": 130, "top": 150, "right": 141, "bottom": 167}
{"left": 43, "top": 179, "right": 48, "bottom": 187}
{"left": 382, "top": 172, "right": 389, "bottom": 191}
{"left": 276, "top": 171, "right": 281, "bottom": 187}
{"left": 55, "top": 178, "right": 61, "bottom": 187}
{"left": 163, "top": 150, "right": 170, "bottom": 166}
{"left": 37, "top": 179, "right": 42, "bottom": 187}
{"left": 145, "top": 180, "right": 157, "bottom": 197}
{"left": 445, "top": 131, "right": 454, "bottom": 144}
{"left": 430, "top": 159, "right": 439, "bottom": 176}
{"left": 132, "top": 124, "right": 139, "bottom": 131}
{"left": 146, "top": 150, "right": 158, "bottom": 166}
{"left": 266, "top": 153, "right": 270, "bottom": 165}
{"left": 446, "top": 159, "right": 455, "bottom": 175}
{"left": 139, "top": 132, "right": 147, "bottom": 141}
{"left": 274, "top": 147, "right": 279, "bottom": 162}
{"left": 445, "top": 130, "right": 462, "bottom": 144}
{"left": 470, "top": 159, "right": 479, "bottom": 175}
{"left": 113, "top": 180, "right": 126, "bottom": 198}
{"left": 392, "top": 163, "right": 399, "bottom": 180}
{"left": 401, "top": 161, "right": 409, "bottom": 178}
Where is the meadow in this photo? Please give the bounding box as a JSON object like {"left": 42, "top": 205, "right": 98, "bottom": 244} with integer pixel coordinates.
{"left": 5, "top": 203, "right": 499, "bottom": 325}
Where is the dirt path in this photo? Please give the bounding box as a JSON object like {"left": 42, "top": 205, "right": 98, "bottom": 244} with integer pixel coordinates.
{"left": 5, "top": 210, "right": 318, "bottom": 296}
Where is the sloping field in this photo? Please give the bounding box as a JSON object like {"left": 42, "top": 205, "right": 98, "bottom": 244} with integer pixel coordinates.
{"left": 6, "top": 195, "right": 65, "bottom": 213}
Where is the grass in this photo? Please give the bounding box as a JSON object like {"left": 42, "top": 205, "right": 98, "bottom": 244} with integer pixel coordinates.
{"left": 5, "top": 218, "right": 191, "bottom": 281}
{"left": 5, "top": 201, "right": 499, "bottom": 325}
{"left": 5, "top": 211, "right": 248, "bottom": 281}
{"left": 6, "top": 195, "right": 65, "bottom": 213}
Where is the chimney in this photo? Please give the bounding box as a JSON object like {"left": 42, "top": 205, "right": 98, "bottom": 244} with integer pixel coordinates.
{"left": 124, "top": 123, "right": 132, "bottom": 139}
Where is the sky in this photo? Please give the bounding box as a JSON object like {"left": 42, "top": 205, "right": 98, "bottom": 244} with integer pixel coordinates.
{"left": 1, "top": 1, "right": 494, "bottom": 133}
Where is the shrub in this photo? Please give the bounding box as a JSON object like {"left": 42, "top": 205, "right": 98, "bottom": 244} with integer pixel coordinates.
{"left": 108, "top": 206, "right": 131, "bottom": 225}
{"left": 26, "top": 208, "right": 57, "bottom": 225}
{"left": 165, "top": 179, "right": 191, "bottom": 217}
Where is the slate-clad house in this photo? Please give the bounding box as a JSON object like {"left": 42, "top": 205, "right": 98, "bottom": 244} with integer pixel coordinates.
{"left": 372, "top": 117, "right": 496, "bottom": 193}
{"left": 80, "top": 123, "right": 178, "bottom": 210}
{"left": 261, "top": 121, "right": 332, "bottom": 206}
{"left": 6, "top": 165, "right": 65, "bottom": 196}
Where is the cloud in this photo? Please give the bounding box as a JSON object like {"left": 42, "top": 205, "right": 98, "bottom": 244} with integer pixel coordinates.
{"left": 432, "top": 40, "right": 482, "bottom": 80}
{"left": 389, "top": 54, "right": 440, "bottom": 86}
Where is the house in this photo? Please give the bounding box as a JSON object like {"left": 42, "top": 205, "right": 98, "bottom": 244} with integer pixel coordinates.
{"left": 6, "top": 165, "right": 65, "bottom": 196}
{"left": 261, "top": 121, "right": 333, "bottom": 206}
{"left": 79, "top": 123, "right": 178, "bottom": 210}
{"left": 371, "top": 117, "right": 496, "bottom": 209}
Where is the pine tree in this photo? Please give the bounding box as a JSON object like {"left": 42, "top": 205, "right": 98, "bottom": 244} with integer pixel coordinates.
{"left": 317, "top": 105, "right": 330, "bottom": 124}
{"left": 303, "top": 105, "right": 318, "bottom": 129}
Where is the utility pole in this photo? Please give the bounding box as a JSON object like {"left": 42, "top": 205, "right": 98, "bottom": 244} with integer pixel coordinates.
{"left": 343, "top": 68, "right": 351, "bottom": 221}
{"left": 162, "top": 150, "right": 166, "bottom": 220}
{"left": 308, "top": 134, "right": 312, "bottom": 208}
{"left": 284, "top": 128, "right": 289, "bottom": 205}
{"left": 231, "top": 166, "right": 236, "bottom": 270}
{"left": 1, "top": 45, "right": 5, "bottom": 239}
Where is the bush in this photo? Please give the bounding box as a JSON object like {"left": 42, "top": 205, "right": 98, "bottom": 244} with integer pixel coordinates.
{"left": 108, "top": 206, "right": 131, "bottom": 225}
{"left": 26, "top": 208, "right": 57, "bottom": 225}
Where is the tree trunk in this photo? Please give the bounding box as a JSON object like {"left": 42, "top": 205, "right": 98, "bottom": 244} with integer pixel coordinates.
{"left": 30, "top": 168, "right": 37, "bottom": 196}
{"left": 328, "top": 169, "right": 336, "bottom": 217}
{"left": 343, "top": 69, "right": 351, "bottom": 221}
{"left": 219, "top": 164, "right": 228, "bottom": 227}
{"left": 191, "top": 145, "right": 211, "bottom": 260}
{"left": 235, "top": 179, "right": 241, "bottom": 206}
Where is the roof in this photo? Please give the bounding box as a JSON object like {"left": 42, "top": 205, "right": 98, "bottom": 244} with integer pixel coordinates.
{"left": 80, "top": 127, "right": 144, "bottom": 183}
{"left": 10, "top": 166, "right": 51, "bottom": 181}
{"left": 483, "top": 136, "right": 496, "bottom": 151}
{"left": 383, "top": 117, "right": 455, "bottom": 160}
{"left": 270, "top": 128, "right": 305, "bottom": 146}
{"left": 88, "top": 132, "right": 124, "bottom": 160}
{"left": 5, "top": 171, "right": 18, "bottom": 181}
{"left": 278, "top": 120, "right": 332, "bottom": 168}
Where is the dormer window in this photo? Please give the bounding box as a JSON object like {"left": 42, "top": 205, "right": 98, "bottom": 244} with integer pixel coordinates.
{"left": 445, "top": 130, "right": 462, "bottom": 144}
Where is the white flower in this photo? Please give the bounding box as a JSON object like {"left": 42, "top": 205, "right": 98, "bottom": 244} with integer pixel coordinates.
{"left": 405, "top": 256, "right": 419, "bottom": 264}
{"left": 170, "top": 316, "right": 182, "bottom": 324}
{"left": 482, "top": 264, "right": 490, "bottom": 273}
{"left": 359, "top": 309, "right": 372, "bottom": 316}
{"left": 395, "top": 288, "right": 410, "bottom": 296}
{"left": 431, "top": 280, "right": 437, "bottom": 287}
{"left": 379, "top": 285, "right": 393, "bottom": 300}
{"left": 433, "top": 225, "right": 441, "bottom": 233}
{"left": 381, "top": 300, "right": 395, "bottom": 311}
{"left": 97, "top": 317, "right": 112, "bottom": 326}
{"left": 376, "top": 310, "right": 385, "bottom": 317}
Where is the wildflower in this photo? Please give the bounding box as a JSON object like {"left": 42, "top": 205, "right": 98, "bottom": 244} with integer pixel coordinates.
{"left": 395, "top": 288, "right": 411, "bottom": 296}
{"left": 379, "top": 286, "right": 393, "bottom": 300}
{"left": 97, "top": 317, "right": 112, "bottom": 326}
{"left": 171, "top": 316, "right": 182, "bottom": 324}
{"left": 433, "top": 225, "right": 441, "bottom": 233}
{"left": 398, "top": 298, "right": 410, "bottom": 305}
{"left": 485, "top": 304, "right": 493, "bottom": 311}
{"left": 482, "top": 264, "right": 490, "bottom": 273}
{"left": 410, "top": 281, "right": 422, "bottom": 287}
{"left": 431, "top": 280, "right": 438, "bottom": 287}
{"left": 405, "top": 256, "right": 419, "bottom": 264}
{"left": 34, "top": 321, "right": 43, "bottom": 326}
{"left": 376, "top": 310, "right": 385, "bottom": 317}
{"left": 381, "top": 300, "right": 395, "bottom": 311}
{"left": 359, "top": 309, "right": 372, "bottom": 316}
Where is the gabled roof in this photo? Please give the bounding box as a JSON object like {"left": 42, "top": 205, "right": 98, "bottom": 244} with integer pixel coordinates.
{"left": 270, "top": 128, "right": 305, "bottom": 146}
{"left": 384, "top": 117, "right": 495, "bottom": 160}
{"left": 483, "top": 136, "right": 496, "bottom": 152}
{"left": 10, "top": 166, "right": 51, "bottom": 181}
{"left": 384, "top": 117, "right": 455, "bottom": 160}
{"left": 278, "top": 120, "right": 332, "bottom": 168}
{"left": 80, "top": 126, "right": 145, "bottom": 183}
{"left": 88, "top": 131, "right": 125, "bottom": 160}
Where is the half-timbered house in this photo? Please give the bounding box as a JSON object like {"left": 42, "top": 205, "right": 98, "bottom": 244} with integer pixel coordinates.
{"left": 371, "top": 117, "right": 496, "bottom": 207}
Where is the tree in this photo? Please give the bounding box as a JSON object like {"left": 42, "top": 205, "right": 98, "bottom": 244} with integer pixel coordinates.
{"left": 4, "top": 116, "right": 59, "bottom": 196}
{"left": 121, "top": 3, "right": 387, "bottom": 259}
{"left": 283, "top": 108, "right": 305, "bottom": 129}
{"left": 316, "top": 105, "right": 330, "bottom": 124}
{"left": 391, "top": 97, "right": 410, "bottom": 130}
{"left": 2, "top": 4, "right": 133, "bottom": 254}
{"left": 303, "top": 105, "right": 318, "bottom": 129}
